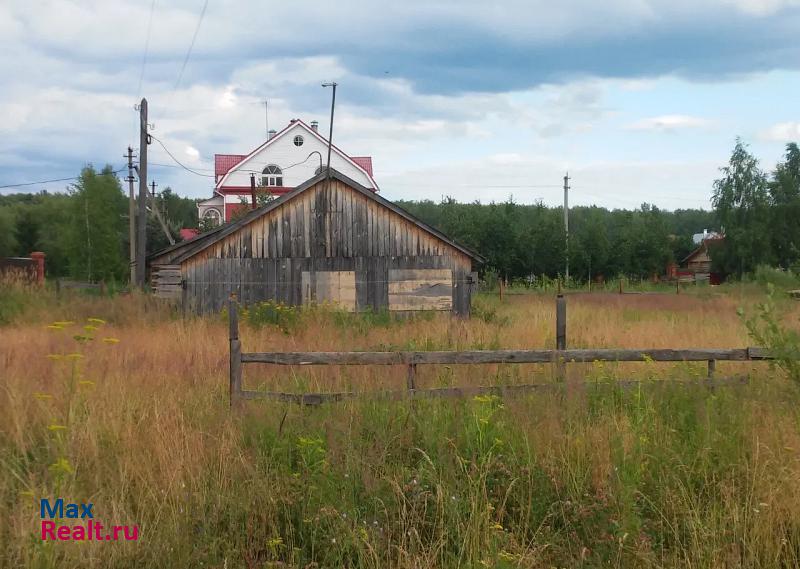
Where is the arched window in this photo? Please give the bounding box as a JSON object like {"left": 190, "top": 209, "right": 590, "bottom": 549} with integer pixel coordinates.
{"left": 262, "top": 165, "right": 283, "bottom": 187}
{"left": 202, "top": 208, "right": 221, "bottom": 227}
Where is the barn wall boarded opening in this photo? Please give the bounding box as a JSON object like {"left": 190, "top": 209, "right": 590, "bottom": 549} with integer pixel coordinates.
{"left": 149, "top": 170, "right": 483, "bottom": 316}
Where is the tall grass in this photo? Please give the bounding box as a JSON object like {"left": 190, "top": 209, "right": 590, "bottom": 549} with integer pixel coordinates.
{"left": 1, "top": 284, "right": 800, "bottom": 568}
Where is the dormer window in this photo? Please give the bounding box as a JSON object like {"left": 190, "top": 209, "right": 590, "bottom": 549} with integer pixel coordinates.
{"left": 262, "top": 165, "right": 283, "bottom": 187}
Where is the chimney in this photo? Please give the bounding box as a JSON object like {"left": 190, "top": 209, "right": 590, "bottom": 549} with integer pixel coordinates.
{"left": 310, "top": 120, "right": 319, "bottom": 132}
{"left": 267, "top": 129, "right": 277, "bottom": 140}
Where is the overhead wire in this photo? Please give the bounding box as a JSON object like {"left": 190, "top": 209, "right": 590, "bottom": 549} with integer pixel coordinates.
{"left": 0, "top": 167, "right": 127, "bottom": 191}
{"left": 171, "top": 0, "right": 208, "bottom": 93}
{"left": 136, "top": 0, "right": 157, "bottom": 100}
{"left": 149, "top": 135, "right": 215, "bottom": 178}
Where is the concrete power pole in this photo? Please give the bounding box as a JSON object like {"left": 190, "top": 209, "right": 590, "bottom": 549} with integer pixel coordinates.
{"left": 136, "top": 98, "right": 148, "bottom": 288}
{"left": 563, "top": 172, "right": 570, "bottom": 282}
{"left": 125, "top": 147, "right": 136, "bottom": 284}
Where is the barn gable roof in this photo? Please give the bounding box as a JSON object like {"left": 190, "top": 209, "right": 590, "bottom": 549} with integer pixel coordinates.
{"left": 150, "top": 169, "right": 484, "bottom": 265}
{"left": 680, "top": 236, "right": 724, "bottom": 265}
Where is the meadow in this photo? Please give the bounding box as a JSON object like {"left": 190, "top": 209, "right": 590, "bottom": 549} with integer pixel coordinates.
{"left": 1, "top": 282, "right": 800, "bottom": 568}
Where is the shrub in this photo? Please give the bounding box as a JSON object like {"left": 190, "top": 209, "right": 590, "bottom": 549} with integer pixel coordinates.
{"left": 753, "top": 264, "right": 800, "bottom": 290}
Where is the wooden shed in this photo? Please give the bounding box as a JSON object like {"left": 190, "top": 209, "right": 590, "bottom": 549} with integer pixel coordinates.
{"left": 148, "top": 170, "right": 484, "bottom": 316}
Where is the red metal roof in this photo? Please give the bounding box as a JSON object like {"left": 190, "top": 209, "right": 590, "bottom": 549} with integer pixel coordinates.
{"left": 179, "top": 228, "right": 200, "bottom": 241}
{"left": 350, "top": 156, "right": 373, "bottom": 177}
{"left": 215, "top": 154, "right": 246, "bottom": 178}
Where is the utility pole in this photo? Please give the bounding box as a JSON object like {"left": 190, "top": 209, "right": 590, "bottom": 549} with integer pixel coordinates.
{"left": 322, "top": 82, "right": 337, "bottom": 181}
{"left": 136, "top": 98, "right": 149, "bottom": 288}
{"left": 146, "top": 178, "right": 175, "bottom": 246}
{"left": 563, "top": 172, "right": 570, "bottom": 282}
{"left": 125, "top": 147, "right": 136, "bottom": 284}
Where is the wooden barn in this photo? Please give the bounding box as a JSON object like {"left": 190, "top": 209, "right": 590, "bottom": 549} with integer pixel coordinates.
{"left": 148, "top": 170, "right": 484, "bottom": 316}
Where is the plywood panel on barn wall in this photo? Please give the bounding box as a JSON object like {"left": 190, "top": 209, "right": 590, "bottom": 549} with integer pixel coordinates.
{"left": 388, "top": 269, "right": 453, "bottom": 311}
{"left": 301, "top": 270, "right": 356, "bottom": 311}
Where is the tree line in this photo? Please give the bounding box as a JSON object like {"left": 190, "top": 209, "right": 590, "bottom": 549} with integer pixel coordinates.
{"left": 398, "top": 141, "right": 799, "bottom": 282}
{"left": 0, "top": 140, "right": 797, "bottom": 284}
{"left": 0, "top": 166, "right": 197, "bottom": 281}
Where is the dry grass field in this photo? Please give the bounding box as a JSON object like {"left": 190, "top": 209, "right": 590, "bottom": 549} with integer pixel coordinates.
{"left": 1, "top": 284, "right": 800, "bottom": 568}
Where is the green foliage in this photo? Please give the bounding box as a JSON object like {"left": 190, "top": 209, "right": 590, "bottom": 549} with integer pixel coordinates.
{"left": 712, "top": 138, "right": 773, "bottom": 276}
{"left": 234, "top": 300, "right": 302, "bottom": 334}
{"left": 752, "top": 265, "right": 800, "bottom": 289}
{"left": 0, "top": 207, "right": 17, "bottom": 257}
{"left": 66, "top": 166, "right": 128, "bottom": 282}
{"left": 232, "top": 188, "right": 276, "bottom": 221}
{"left": 768, "top": 143, "right": 800, "bottom": 270}
{"left": 741, "top": 284, "right": 800, "bottom": 383}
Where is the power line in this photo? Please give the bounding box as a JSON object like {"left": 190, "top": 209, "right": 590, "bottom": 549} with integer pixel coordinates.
{"left": 172, "top": 0, "right": 208, "bottom": 93}
{"left": 150, "top": 146, "right": 322, "bottom": 178}
{"left": 0, "top": 168, "right": 126, "bottom": 190}
{"left": 149, "top": 135, "right": 215, "bottom": 177}
{"left": 136, "top": 0, "right": 157, "bottom": 100}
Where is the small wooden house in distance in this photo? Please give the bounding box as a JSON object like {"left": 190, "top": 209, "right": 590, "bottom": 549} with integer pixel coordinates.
{"left": 148, "top": 170, "right": 484, "bottom": 316}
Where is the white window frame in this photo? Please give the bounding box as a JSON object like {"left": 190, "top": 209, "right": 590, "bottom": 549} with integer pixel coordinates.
{"left": 261, "top": 164, "right": 283, "bottom": 187}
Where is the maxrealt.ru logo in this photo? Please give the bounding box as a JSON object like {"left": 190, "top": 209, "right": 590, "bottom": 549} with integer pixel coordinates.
{"left": 40, "top": 499, "right": 139, "bottom": 541}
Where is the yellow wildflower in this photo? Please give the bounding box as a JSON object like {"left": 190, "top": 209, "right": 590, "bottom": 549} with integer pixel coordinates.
{"left": 83, "top": 325, "right": 98, "bottom": 332}
{"left": 102, "top": 337, "right": 120, "bottom": 344}
{"left": 87, "top": 318, "right": 106, "bottom": 325}
{"left": 47, "top": 424, "right": 68, "bottom": 432}
{"left": 64, "top": 353, "right": 85, "bottom": 360}
{"left": 78, "top": 380, "right": 95, "bottom": 388}
{"left": 45, "top": 354, "right": 63, "bottom": 361}
{"left": 48, "top": 458, "right": 73, "bottom": 474}
{"left": 46, "top": 325, "right": 63, "bottom": 331}
{"left": 33, "top": 392, "right": 53, "bottom": 400}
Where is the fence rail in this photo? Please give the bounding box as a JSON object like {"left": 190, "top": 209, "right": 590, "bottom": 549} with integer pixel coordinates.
{"left": 227, "top": 295, "right": 782, "bottom": 407}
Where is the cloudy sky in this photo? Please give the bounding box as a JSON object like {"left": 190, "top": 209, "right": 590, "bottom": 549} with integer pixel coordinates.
{"left": 1, "top": 0, "right": 799, "bottom": 209}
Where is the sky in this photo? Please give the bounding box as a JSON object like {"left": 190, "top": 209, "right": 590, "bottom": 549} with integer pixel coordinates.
{"left": 1, "top": 0, "right": 799, "bottom": 210}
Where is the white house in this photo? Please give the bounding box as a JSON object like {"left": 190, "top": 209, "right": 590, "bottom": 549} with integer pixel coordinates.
{"left": 198, "top": 119, "right": 378, "bottom": 224}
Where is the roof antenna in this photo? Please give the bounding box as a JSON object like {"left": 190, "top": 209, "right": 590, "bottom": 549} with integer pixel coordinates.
{"left": 264, "top": 99, "right": 269, "bottom": 138}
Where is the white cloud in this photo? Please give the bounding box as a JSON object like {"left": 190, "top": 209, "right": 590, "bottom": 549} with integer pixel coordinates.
{"left": 626, "top": 114, "right": 713, "bottom": 132}
{"left": 722, "top": 0, "right": 800, "bottom": 16}
{"left": 758, "top": 121, "right": 800, "bottom": 142}
{"left": 185, "top": 146, "right": 200, "bottom": 160}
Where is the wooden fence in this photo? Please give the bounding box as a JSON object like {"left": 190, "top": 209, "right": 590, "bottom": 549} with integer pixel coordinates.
{"left": 228, "top": 295, "right": 777, "bottom": 407}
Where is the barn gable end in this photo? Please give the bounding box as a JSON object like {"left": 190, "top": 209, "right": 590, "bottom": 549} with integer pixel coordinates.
{"left": 149, "top": 170, "right": 482, "bottom": 316}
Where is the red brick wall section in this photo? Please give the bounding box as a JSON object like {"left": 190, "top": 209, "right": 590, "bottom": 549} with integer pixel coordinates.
{"left": 30, "top": 252, "right": 45, "bottom": 285}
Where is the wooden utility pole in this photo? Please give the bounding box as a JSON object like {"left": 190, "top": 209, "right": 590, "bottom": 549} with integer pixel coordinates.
{"left": 136, "top": 98, "right": 148, "bottom": 288}
{"left": 125, "top": 147, "right": 136, "bottom": 284}
{"left": 563, "top": 173, "right": 570, "bottom": 282}
{"left": 147, "top": 179, "right": 175, "bottom": 246}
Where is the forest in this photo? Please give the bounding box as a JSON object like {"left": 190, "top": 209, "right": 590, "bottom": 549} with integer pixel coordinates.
{"left": 0, "top": 140, "right": 797, "bottom": 283}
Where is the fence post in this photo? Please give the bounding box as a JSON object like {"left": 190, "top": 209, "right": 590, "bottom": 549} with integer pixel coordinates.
{"left": 556, "top": 294, "right": 567, "bottom": 379}
{"left": 707, "top": 359, "right": 715, "bottom": 379}
{"left": 229, "top": 298, "right": 242, "bottom": 408}
{"left": 407, "top": 363, "right": 417, "bottom": 392}
{"left": 556, "top": 294, "right": 566, "bottom": 350}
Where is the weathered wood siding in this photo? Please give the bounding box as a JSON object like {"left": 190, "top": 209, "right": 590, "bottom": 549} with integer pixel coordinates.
{"left": 180, "top": 179, "right": 475, "bottom": 315}
{"left": 151, "top": 264, "right": 182, "bottom": 299}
